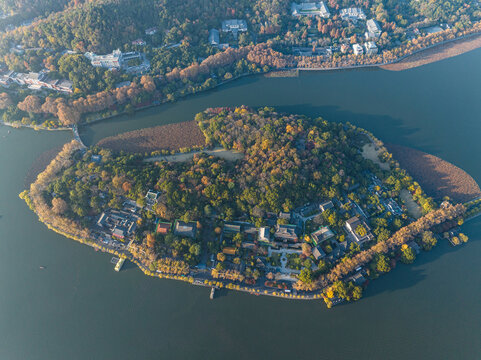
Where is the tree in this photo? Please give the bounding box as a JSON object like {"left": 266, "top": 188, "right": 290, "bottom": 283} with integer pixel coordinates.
{"left": 301, "top": 242, "right": 312, "bottom": 257}
{"left": 356, "top": 224, "right": 367, "bottom": 237}
{"left": 400, "top": 244, "right": 416, "bottom": 264}
{"left": 459, "top": 233, "right": 469, "bottom": 243}
{"left": 298, "top": 267, "right": 313, "bottom": 284}
{"left": 18, "top": 95, "right": 42, "bottom": 113}
{"left": 140, "top": 75, "right": 156, "bottom": 92}
{"left": 421, "top": 231, "right": 437, "bottom": 251}
{"left": 351, "top": 285, "right": 362, "bottom": 301}
{"left": 122, "top": 181, "right": 132, "bottom": 193}
{"left": 57, "top": 103, "right": 81, "bottom": 125}
{"left": 189, "top": 243, "right": 201, "bottom": 256}
{"left": 217, "top": 252, "right": 226, "bottom": 262}
{"left": 51, "top": 197, "right": 68, "bottom": 214}
{"left": 318, "top": 259, "right": 329, "bottom": 273}
{"left": 145, "top": 233, "right": 155, "bottom": 248}
{"left": 376, "top": 254, "right": 391, "bottom": 273}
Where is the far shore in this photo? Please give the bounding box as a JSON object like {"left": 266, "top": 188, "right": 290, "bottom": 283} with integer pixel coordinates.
{"left": 2, "top": 32, "right": 481, "bottom": 136}
{"left": 381, "top": 33, "right": 481, "bottom": 71}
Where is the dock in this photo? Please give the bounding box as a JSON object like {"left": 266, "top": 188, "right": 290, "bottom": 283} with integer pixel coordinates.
{"left": 114, "top": 258, "right": 125, "bottom": 272}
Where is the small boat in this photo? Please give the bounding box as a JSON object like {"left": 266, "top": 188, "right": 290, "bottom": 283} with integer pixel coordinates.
{"left": 39, "top": 266, "right": 46, "bottom": 270}
{"left": 210, "top": 287, "right": 216, "bottom": 300}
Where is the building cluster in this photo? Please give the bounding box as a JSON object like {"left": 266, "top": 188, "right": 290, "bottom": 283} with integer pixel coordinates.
{"left": 155, "top": 219, "right": 198, "bottom": 238}
{"left": 221, "top": 19, "right": 248, "bottom": 38}
{"left": 145, "top": 27, "right": 158, "bottom": 36}
{"left": 208, "top": 19, "right": 248, "bottom": 48}
{"left": 131, "top": 39, "right": 146, "bottom": 46}
{"left": 96, "top": 208, "right": 141, "bottom": 242}
{"left": 344, "top": 216, "right": 374, "bottom": 245}
{"left": 352, "top": 41, "right": 378, "bottom": 55}
{"left": 340, "top": 7, "right": 366, "bottom": 21}
{"left": 0, "top": 70, "right": 73, "bottom": 93}
{"left": 84, "top": 49, "right": 150, "bottom": 73}
{"left": 368, "top": 174, "right": 403, "bottom": 216}
{"left": 291, "top": 2, "right": 330, "bottom": 18}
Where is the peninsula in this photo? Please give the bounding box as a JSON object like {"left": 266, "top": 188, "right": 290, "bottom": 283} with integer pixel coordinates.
{"left": 20, "top": 107, "right": 475, "bottom": 306}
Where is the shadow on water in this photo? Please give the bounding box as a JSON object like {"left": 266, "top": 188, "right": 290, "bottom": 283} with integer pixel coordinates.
{"left": 363, "top": 236, "right": 476, "bottom": 299}
{"left": 120, "top": 259, "right": 138, "bottom": 271}
{"left": 275, "top": 103, "right": 425, "bottom": 148}
{"left": 81, "top": 102, "right": 425, "bottom": 156}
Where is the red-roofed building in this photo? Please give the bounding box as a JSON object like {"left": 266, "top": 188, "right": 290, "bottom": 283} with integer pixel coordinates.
{"left": 156, "top": 222, "right": 171, "bottom": 234}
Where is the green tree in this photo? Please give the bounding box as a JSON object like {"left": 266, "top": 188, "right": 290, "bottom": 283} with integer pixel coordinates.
{"left": 421, "top": 231, "right": 437, "bottom": 251}
{"left": 298, "top": 268, "right": 313, "bottom": 284}
{"left": 376, "top": 254, "right": 391, "bottom": 273}
{"left": 400, "top": 245, "right": 416, "bottom": 264}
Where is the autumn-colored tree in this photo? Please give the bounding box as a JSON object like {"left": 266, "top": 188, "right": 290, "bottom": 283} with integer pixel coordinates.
{"left": 301, "top": 242, "right": 312, "bottom": 257}
{"left": 122, "top": 181, "right": 132, "bottom": 193}
{"left": 111, "top": 175, "right": 124, "bottom": 188}
{"left": 57, "top": 103, "right": 81, "bottom": 125}
{"left": 52, "top": 197, "right": 68, "bottom": 214}
{"left": 18, "top": 95, "right": 42, "bottom": 113}
{"left": 140, "top": 75, "right": 156, "bottom": 92}
{"left": 145, "top": 233, "right": 155, "bottom": 249}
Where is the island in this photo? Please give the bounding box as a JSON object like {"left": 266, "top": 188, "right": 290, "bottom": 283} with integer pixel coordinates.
{"left": 20, "top": 107, "right": 477, "bottom": 306}
{"left": 1, "top": 0, "right": 481, "bottom": 130}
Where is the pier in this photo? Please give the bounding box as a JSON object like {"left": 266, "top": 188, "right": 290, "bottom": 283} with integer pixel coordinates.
{"left": 114, "top": 258, "right": 125, "bottom": 272}
{"left": 72, "top": 125, "right": 87, "bottom": 149}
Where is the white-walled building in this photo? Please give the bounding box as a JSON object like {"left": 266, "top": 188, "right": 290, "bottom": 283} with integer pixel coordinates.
{"left": 365, "top": 19, "right": 382, "bottom": 39}
{"left": 364, "top": 41, "right": 378, "bottom": 55}
{"left": 340, "top": 8, "right": 366, "bottom": 21}
{"left": 291, "top": 2, "right": 330, "bottom": 18}
{"left": 209, "top": 29, "right": 220, "bottom": 46}
{"left": 221, "top": 19, "right": 248, "bottom": 33}
{"left": 352, "top": 43, "right": 364, "bottom": 55}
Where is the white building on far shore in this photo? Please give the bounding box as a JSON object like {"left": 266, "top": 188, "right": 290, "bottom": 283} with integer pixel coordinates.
{"left": 352, "top": 43, "right": 364, "bottom": 55}
{"left": 365, "top": 19, "right": 382, "bottom": 39}
{"left": 340, "top": 7, "right": 366, "bottom": 21}
{"left": 291, "top": 2, "right": 330, "bottom": 18}
{"left": 364, "top": 41, "right": 378, "bottom": 55}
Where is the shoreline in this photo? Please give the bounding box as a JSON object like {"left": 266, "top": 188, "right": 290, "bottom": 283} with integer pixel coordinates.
{"left": 381, "top": 33, "right": 481, "bottom": 71}
{"left": 2, "top": 32, "right": 481, "bottom": 137}
{"left": 20, "top": 120, "right": 473, "bottom": 305}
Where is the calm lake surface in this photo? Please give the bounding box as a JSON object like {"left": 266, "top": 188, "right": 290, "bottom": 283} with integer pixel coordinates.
{"left": 1, "top": 49, "right": 481, "bottom": 360}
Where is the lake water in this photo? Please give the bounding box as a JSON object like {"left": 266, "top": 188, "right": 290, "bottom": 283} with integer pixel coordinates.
{"left": 1, "top": 49, "right": 481, "bottom": 359}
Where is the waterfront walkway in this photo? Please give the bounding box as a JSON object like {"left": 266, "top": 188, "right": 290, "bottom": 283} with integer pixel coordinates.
{"left": 72, "top": 125, "right": 87, "bottom": 149}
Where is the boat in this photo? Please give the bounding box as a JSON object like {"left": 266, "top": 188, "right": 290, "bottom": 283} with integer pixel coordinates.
{"left": 210, "top": 287, "right": 216, "bottom": 300}
{"left": 39, "top": 266, "right": 46, "bottom": 270}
